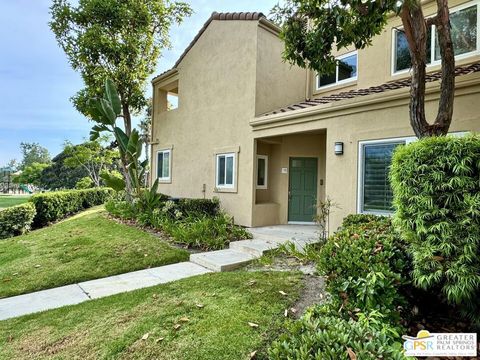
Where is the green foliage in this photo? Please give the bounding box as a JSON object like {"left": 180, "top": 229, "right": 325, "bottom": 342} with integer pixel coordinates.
{"left": 341, "top": 213, "right": 387, "bottom": 228}
{"left": 270, "top": 0, "right": 398, "bottom": 74}
{"left": 38, "top": 149, "right": 89, "bottom": 190}
{"left": 177, "top": 197, "right": 220, "bottom": 218}
{"left": 87, "top": 79, "right": 148, "bottom": 200}
{"left": 63, "top": 136, "right": 119, "bottom": 187}
{"left": 13, "top": 162, "right": 50, "bottom": 186}
{"left": 157, "top": 213, "right": 252, "bottom": 251}
{"left": 30, "top": 188, "right": 113, "bottom": 228}
{"left": 317, "top": 216, "right": 410, "bottom": 324}
{"left": 268, "top": 305, "right": 408, "bottom": 360}
{"left": 19, "top": 142, "right": 50, "bottom": 170}
{"left": 0, "top": 203, "right": 36, "bottom": 239}
{"left": 49, "top": 0, "right": 192, "bottom": 121}
{"left": 75, "top": 177, "right": 94, "bottom": 189}
{"left": 391, "top": 134, "right": 480, "bottom": 320}
{"left": 106, "top": 196, "right": 249, "bottom": 251}
{"left": 268, "top": 216, "right": 411, "bottom": 358}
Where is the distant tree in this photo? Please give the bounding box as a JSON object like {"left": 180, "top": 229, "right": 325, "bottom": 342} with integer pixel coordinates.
{"left": 6, "top": 159, "right": 19, "bottom": 172}
{"left": 63, "top": 136, "right": 119, "bottom": 187}
{"left": 49, "top": 0, "right": 192, "bottom": 137}
{"left": 39, "top": 150, "right": 89, "bottom": 190}
{"left": 271, "top": 0, "right": 456, "bottom": 137}
{"left": 19, "top": 142, "right": 50, "bottom": 169}
{"left": 13, "top": 163, "right": 50, "bottom": 186}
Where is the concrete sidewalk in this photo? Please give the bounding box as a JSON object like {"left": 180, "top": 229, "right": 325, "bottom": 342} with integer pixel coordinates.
{"left": 0, "top": 225, "right": 318, "bottom": 321}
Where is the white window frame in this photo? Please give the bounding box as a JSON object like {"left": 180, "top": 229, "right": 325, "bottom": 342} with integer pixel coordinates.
{"left": 256, "top": 155, "right": 268, "bottom": 190}
{"left": 392, "top": 0, "right": 480, "bottom": 75}
{"left": 157, "top": 149, "right": 172, "bottom": 182}
{"left": 215, "top": 152, "right": 236, "bottom": 189}
{"left": 316, "top": 51, "right": 358, "bottom": 90}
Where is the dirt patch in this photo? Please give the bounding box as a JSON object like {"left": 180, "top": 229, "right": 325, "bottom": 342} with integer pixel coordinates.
{"left": 292, "top": 275, "right": 326, "bottom": 318}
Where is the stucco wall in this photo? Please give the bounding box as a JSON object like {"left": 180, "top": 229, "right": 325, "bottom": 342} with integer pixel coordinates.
{"left": 255, "top": 24, "right": 306, "bottom": 115}
{"left": 252, "top": 73, "right": 480, "bottom": 230}
{"left": 151, "top": 20, "right": 259, "bottom": 226}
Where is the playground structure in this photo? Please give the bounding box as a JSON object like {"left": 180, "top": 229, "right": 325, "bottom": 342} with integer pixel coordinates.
{"left": 0, "top": 167, "right": 33, "bottom": 194}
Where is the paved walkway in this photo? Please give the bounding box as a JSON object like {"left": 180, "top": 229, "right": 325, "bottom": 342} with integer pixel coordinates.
{"left": 0, "top": 225, "right": 318, "bottom": 321}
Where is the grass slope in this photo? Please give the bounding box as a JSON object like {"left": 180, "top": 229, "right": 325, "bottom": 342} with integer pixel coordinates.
{"left": 0, "top": 195, "right": 30, "bottom": 209}
{"left": 0, "top": 271, "right": 302, "bottom": 360}
{"left": 0, "top": 207, "right": 189, "bottom": 298}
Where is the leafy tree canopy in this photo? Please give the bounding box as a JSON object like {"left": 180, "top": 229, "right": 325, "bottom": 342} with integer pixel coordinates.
{"left": 13, "top": 163, "right": 50, "bottom": 186}
{"left": 49, "top": 0, "right": 192, "bottom": 134}
{"left": 19, "top": 142, "right": 51, "bottom": 170}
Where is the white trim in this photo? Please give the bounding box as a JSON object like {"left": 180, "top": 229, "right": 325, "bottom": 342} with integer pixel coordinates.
{"left": 256, "top": 155, "right": 268, "bottom": 189}
{"left": 392, "top": 0, "right": 480, "bottom": 75}
{"left": 215, "top": 152, "right": 236, "bottom": 189}
{"left": 316, "top": 51, "right": 358, "bottom": 90}
{"left": 156, "top": 149, "right": 172, "bottom": 182}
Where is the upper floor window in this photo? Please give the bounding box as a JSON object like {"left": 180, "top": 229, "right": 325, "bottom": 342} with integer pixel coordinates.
{"left": 316, "top": 51, "right": 358, "bottom": 89}
{"left": 393, "top": 1, "right": 479, "bottom": 73}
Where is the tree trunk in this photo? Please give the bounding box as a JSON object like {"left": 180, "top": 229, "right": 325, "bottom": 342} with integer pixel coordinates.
{"left": 400, "top": 0, "right": 455, "bottom": 138}
{"left": 122, "top": 102, "right": 132, "bottom": 137}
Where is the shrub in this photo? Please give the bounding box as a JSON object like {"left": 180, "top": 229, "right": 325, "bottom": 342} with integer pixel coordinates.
{"left": 341, "top": 213, "right": 385, "bottom": 228}
{"left": 105, "top": 199, "right": 138, "bottom": 220}
{"left": 268, "top": 305, "right": 408, "bottom": 360}
{"left": 391, "top": 135, "right": 480, "bottom": 319}
{"left": 317, "top": 216, "right": 410, "bottom": 324}
{"left": 30, "top": 188, "right": 113, "bottom": 227}
{"left": 75, "top": 176, "right": 94, "bottom": 189}
{"left": 176, "top": 197, "right": 220, "bottom": 218}
{"left": 0, "top": 203, "right": 36, "bottom": 239}
{"left": 151, "top": 209, "right": 251, "bottom": 251}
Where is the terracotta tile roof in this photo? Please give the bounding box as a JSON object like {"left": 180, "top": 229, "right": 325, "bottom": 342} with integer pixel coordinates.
{"left": 152, "top": 12, "right": 265, "bottom": 82}
{"left": 263, "top": 62, "right": 480, "bottom": 116}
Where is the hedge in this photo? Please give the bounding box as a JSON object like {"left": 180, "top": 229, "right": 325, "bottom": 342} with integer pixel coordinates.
{"left": 0, "top": 202, "right": 36, "bottom": 239}
{"left": 30, "top": 188, "right": 113, "bottom": 228}
{"left": 391, "top": 134, "right": 480, "bottom": 320}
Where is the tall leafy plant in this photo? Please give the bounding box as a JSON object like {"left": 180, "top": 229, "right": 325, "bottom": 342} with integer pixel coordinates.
{"left": 88, "top": 79, "right": 156, "bottom": 200}
{"left": 391, "top": 135, "right": 480, "bottom": 322}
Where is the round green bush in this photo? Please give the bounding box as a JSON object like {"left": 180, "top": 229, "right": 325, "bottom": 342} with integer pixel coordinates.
{"left": 390, "top": 134, "right": 480, "bottom": 320}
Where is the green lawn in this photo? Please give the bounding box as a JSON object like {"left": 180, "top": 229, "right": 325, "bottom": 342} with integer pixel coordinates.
{"left": 0, "top": 207, "right": 189, "bottom": 298}
{"left": 0, "top": 271, "right": 302, "bottom": 360}
{"left": 0, "top": 195, "right": 30, "bottom": 209}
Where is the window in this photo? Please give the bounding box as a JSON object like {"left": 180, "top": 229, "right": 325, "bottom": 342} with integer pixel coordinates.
{"left": 394, "top": 27, "right": 432, "bottom": 72}
{"left": 317, "top": 51, "right": 358, "bottom": 89}
{"left": 157, "top": 149, "right": 171, "bottom": 181}
{"left": 216, "top": 153, "right": 235, "bottom": 189}
{"left": 256, "top": 155, "right": 268, "bottom": 189}
{"left": 393, "top": 1, "right": 479, "bottom": 73}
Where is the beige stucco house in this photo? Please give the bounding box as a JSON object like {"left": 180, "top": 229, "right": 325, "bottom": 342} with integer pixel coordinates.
{"left": 150, "top": 1, "right": 480, "bottom": 231}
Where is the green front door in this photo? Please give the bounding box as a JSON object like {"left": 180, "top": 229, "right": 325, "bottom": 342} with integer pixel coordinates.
{"left": 288, "top": 157, "right": 318, "bottom": 222}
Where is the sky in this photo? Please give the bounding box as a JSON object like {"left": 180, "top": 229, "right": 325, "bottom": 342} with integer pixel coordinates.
{"left": 0, "top": 0, "right": 279, "bottom": 166}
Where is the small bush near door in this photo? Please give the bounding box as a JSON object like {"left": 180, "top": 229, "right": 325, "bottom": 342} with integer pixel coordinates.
{"left": 390, "top": 135, "right": 480, "bottom": 321}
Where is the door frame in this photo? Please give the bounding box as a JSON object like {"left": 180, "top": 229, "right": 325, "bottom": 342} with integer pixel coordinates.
{"left": 287, "top": 157, "right": 318, "bottom": 224}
